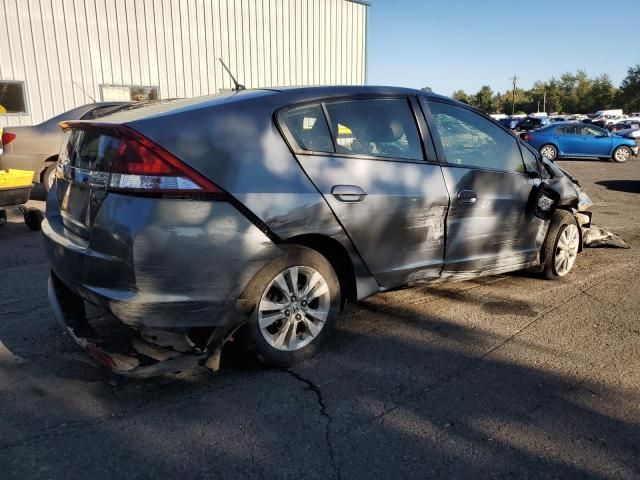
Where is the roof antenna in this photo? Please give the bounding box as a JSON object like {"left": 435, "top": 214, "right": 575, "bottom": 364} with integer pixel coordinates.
{"left": 218, "top": 58, "right": 245, "bottom": 91}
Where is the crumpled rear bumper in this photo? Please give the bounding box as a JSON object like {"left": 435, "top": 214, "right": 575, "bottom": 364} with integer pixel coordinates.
{"left": 48, "top": 272, "right": 214, "bottom": 378}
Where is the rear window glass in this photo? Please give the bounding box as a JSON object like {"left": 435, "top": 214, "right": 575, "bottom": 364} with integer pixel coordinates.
{"left": 281, "top": 104, "right": 334, "bottom": 153}
{"left": 60, "top": 129, "right": 121, "bottom": 171}
{"left": 324, "top": 98, "right": 423, "bottom": 161}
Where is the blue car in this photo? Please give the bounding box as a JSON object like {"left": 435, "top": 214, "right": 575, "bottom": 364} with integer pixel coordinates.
{"left": 525, "top": 122, "right": 638, "bottom": 162}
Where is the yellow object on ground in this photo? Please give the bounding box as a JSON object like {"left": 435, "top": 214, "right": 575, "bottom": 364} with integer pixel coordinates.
{"left": 0, "top": 169, "right": 35, "bottom": 189}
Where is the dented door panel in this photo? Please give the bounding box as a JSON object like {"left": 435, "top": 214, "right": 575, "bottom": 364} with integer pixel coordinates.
{"left": 297, "top": 154, "right": 449, "bottom": 288}
{"left": 440, "top": 166, "right": 547, "bottom": 274}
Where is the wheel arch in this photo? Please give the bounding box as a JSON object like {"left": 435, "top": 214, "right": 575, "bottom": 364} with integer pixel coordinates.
{"left": 283, "top": 234, "right": 357, "bottom": 308}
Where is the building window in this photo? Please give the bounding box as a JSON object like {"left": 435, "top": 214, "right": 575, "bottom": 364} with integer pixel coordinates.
{"left": 0, "top": 81, "right": 28, "bottom": 115}
{"left": 100, "top": 85, "right": 159, "bottom": 102}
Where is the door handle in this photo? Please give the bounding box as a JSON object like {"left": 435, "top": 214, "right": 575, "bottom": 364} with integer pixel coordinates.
{"left": 457, "top": 189, "right": 477, "bottom": 205}
{"left": 331, "top": 185, "right": 367, "bottom": 203}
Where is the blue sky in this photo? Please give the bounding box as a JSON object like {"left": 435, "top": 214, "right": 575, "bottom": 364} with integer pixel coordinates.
{"left": 367, "top": 0, "right": 637, "bottom": 96}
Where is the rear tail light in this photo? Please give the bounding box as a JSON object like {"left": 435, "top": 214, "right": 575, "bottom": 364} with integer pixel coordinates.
{"left": 108, "top": 126, "right": 221, "bottom": 194}
{"left": 524, "top": 133, "right": 532, "bottom": 142}
{"left": 63, "top": 123, "right": 222, "bottom": 195}
{"left": 1, "top": 132, "right": 16, "bottom": 145}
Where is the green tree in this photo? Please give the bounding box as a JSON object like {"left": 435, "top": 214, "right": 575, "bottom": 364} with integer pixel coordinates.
{"left": 619, "top": 65, "right": 640, "bottom": 112}
{"left": 589, "top": 74, "right": 616, "bottom": 112}
{"left": 472, "top": 85, "right": 495, "bottom": 113}
{"left": 452, "top": 89, "right": 471, "bottom": 104}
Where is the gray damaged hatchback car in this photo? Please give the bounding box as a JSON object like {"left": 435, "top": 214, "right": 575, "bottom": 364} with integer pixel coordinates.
{"left": 44, "top": 86, "right": 591, "bottom": 376}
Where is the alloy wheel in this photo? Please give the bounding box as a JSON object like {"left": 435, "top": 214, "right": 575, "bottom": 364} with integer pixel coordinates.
{"left": 554, "top": 224, "right": 579, "bottom": 276}
{"left": 614, "top": 147, "right": 631, "bottom": 162}
{"left": 258, "top": 266, "right": 331, "bottom": 351}
{"left": 540, "top": 145, "right": 557, "bottom": 160}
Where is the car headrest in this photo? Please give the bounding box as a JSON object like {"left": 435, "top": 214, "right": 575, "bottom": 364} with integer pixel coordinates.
{"left": 360, "top": 118, "right": 405, "bottom": 143}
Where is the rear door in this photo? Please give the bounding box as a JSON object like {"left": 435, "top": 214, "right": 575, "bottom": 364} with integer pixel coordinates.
{"left": 421, "top": 99, "right": 547, "bottom": 276}
{"left": 554, "top": 124, "right": 582, "bottom": 155}
{"left": 279, "top": 97, "right": 449, "bottom": 288}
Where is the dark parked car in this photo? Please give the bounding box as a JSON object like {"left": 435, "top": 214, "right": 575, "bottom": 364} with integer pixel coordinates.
{"left": 44, "top": 86, "right": 591, "bottom": 376}
{"left": 498, "top": 116, "right": 521, "bottom": 129}
{"left": 525, "top": 123, "right": 638, "bottom": 162}
{"left": 608, "top": 119, "right": 640, "bottom": 132}
{"left": 0, "top": 103, "right": 131, "bottom": 190}
{"left": 515, "top": 116, "right": 551, "bottom": 132}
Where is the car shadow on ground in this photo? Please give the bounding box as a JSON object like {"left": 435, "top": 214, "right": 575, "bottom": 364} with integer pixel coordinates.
{"left": 596, "top": 180, "right": 640, "bottom": 194}
{"left": 1, "top": 279, "right": 638, "bottom": 479}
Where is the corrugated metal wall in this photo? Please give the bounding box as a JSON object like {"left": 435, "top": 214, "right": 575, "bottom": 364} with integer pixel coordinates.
{"left": 0, "top": 0, "right": 368, "bottom": 126}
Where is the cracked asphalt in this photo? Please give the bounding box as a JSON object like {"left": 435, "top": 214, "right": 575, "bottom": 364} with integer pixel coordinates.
{"left": 1, "top": 159, "right": 639, "bottom": 479}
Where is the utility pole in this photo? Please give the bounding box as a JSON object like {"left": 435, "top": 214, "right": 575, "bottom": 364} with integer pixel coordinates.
{"left": 510, "top": 75, "right": 519, "bottom": 115}
{"left": 543, "top": 87, "right": 547, "bottom": 113}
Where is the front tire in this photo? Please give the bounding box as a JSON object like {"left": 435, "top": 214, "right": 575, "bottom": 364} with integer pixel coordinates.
{"left": 541, "top": 210, "right": 580, "bottom": 279}
{"left": 539, "top": 144, "right": 558, "bottom": 160}
{"left": 241, "top": 245, "right": 341, "bottom": 367}
{"left": 612, "top": 146, "right": 632, "bottom": 163}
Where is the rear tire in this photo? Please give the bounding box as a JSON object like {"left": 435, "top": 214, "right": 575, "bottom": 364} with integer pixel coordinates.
{"left": 539, "top": 144, "right": 558, "bottom": 160}
{"left": 540, "top": 210, "right": 580, "bottom": 280}
{"left": 241, "top": 245, "right": 341, "bottom": 367}
{"left": 612, "top": 146, "right": 632, "bottom": 163}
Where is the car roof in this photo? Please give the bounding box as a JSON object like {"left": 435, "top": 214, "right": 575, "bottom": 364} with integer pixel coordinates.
{"left": 81, "top": 85, "right": 459, "bottom": 125}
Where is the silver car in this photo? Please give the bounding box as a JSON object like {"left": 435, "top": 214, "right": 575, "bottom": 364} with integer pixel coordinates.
{"left": 43, "top": 86, "right": 589, "bottom": 376}
{"left": 1, "top": 103, "right": 130, "bottom": 189}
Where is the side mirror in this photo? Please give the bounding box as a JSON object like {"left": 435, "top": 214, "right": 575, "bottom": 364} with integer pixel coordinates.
{"left": 528, "top": 183, "right": 560, "bottom": 220}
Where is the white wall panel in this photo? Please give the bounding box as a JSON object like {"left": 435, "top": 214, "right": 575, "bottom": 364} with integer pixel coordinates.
{"left": 0, "top": 0, "right": 368, "bottom": 127}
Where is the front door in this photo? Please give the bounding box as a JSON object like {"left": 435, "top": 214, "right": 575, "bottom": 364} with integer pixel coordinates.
{"left": 577, "top": 125, "right": 612, "bottom": 156}
{"left": 279, "top": 97, "right": 449, "bottom": 288}
{"left": 422, "top": 99, "right": 547, "bottom": 276}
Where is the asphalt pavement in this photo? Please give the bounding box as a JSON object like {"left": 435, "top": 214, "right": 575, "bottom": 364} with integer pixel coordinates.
{"left": 1, "top": 159, "right": 639, "bottom": 479}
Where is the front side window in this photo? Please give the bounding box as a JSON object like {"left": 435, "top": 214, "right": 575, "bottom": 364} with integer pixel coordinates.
{"left": 0, "top": 81, "right": 28, "bottom": 114}
{"left": 428, "top": 101, "right": 524, "bottom": 173}
{"left": 520, "top": 145, "right": 539, "bottom": 173}
{"left": 580, "top": 125, "right": 606, "bottom": 136}
{"left": 281, "top": 104, "right": 334, "bottom": 153}
{"left": 324, "top": 98, "right": 424, "bottom": 161}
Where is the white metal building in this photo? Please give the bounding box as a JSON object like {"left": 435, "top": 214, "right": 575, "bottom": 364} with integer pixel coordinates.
{"left": 0, "top": 0, "right": 369, "bottom": 127}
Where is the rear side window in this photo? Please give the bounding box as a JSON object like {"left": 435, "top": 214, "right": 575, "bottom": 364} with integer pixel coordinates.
{"left": 428, "top": 101, "right": 524, "bottom": 173}
{"left": 556, "top": 125, "right": 579, "bottom": 135}
{"left": 324, "top": 98, "right": 423, "bottom": 161}
{"left": 281, "top": 104, "right": 334, "bottom": 153}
